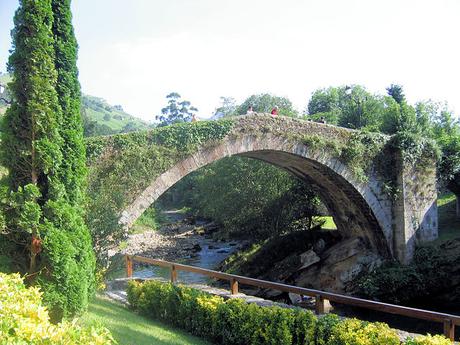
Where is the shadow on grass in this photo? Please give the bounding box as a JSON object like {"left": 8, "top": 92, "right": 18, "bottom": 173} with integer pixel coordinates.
{"left": 81, "top": 296, "right": 210, "bottom": 345}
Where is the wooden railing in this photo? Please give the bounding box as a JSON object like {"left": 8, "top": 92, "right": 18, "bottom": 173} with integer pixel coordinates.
{"left": 125, "top": 254, "right": 459, "bottom": 341}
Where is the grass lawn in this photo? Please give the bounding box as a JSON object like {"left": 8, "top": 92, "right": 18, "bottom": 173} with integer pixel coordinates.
{"left": 80, "top": 296, "right": 210, "bottom": 345}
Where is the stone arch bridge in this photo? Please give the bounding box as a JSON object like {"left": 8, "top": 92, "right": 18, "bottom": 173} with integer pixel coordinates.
{"left": 87, "top": 114, "right": 437, "bottom": 265}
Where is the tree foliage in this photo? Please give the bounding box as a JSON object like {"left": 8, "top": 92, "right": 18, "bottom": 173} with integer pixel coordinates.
{"left": 386, "top": 84, "right": 405, "bottom": 104}
{"left": 85, "top": 120, "right": 235, "bottom": 261}
{"left": 156, "top": 92, "right": 198, "bottom": 126}
{"left": 307, "top": 85, "right": 460, "bottom": 189}
{"left": 236, "top": 93, "right": 298, "bottom": 117}
{"left": 160, "top": 156, "right": 321, "bottom": 239}
{"left": 0, "top": 0, "right": 95, "bottom": 320}
{"left": 213, "top": 96, "right": 237, "bottom": 118}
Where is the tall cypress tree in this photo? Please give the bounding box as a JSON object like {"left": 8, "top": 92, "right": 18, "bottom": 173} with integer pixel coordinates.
{"left": 51, "top": 0, "right": 86, "bottom": 205}
{"left": 1, "top": 0, "right": 95, "bottom": 320}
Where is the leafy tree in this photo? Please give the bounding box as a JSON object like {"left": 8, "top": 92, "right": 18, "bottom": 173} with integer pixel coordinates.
{"left": 379, "top": 97, "right": 417, "bottom": 135}
{"left": 414, "top": 101, "right": 435, "bottom": 134}
{"left": 156, "top": 92, "right": 198, "bottom": 126}
{"left": 307, "top": 87, "right": 343, "bottom": 124}
{"left": 213, "top": 96, "right": 237, "bottom": 118}
{"left": 160, "top": 157, "right": 321, "bottom": 239}
{"left": 236, "top": 93, "right": 298, "bottom": 117}
{"left": 338, "top": 85, "right": 383, "bottom": 129}
{"left": 0, "top": 0, "right": 95, "bottom": 320}
{"left": 307, "top": 85, "right": 383, "bottom": 129}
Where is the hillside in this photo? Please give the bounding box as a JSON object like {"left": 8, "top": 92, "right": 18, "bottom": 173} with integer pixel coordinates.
{"left": 0, "top": 73, "right": 11, "bottom": 115}
{"left": 0, "top": 73, "right": 150, "bottom": 136}
{"left": 81, "top": 94, "right": 150, "bottom": 136}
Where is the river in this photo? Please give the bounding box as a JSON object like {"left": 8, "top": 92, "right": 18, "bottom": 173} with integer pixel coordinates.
{"left": 129, "top": 211, "right": 242, "bottom": 284}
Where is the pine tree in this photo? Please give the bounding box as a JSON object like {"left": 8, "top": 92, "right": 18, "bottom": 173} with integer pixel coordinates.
{"left": 1, "top": 0, "right": 95, "bottom": 320}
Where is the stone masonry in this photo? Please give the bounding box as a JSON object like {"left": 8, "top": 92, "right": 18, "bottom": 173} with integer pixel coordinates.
{"left": 119, "top": 114, "right": 438, "bottom": 264}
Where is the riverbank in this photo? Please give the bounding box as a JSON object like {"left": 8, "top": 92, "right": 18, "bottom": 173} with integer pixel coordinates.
{"left": 107, "top": 210, "right": 244, "bottom": 283}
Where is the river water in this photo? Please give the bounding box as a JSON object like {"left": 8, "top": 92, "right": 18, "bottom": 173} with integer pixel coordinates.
{"left": 133, "top": 237, "right": 240, "bottom": 283}
{"left": 131, "top": 213, "right": 241, "bottom": 284}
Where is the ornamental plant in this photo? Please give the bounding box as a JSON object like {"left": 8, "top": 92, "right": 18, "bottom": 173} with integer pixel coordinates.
{"left": 0, "top": 273, "right": 114, "bottom": 345}
{"left": 127, "top": 280, "right": 454, "bottom": 345}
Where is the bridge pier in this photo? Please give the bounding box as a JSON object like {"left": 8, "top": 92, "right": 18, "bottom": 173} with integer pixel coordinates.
{"left": 393, "top": 154, "right": 438, "bottom": 263}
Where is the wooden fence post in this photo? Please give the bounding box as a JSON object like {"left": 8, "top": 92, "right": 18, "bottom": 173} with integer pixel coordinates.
{"left": 230, "top": 279, "right": 239, "bottom": 295}
{"left": 125, "top": 255, "right": 133, "bottom": 278}
{"left": 315, "top": 294, "right": 325, "bottom": 314}
{"left": 443, "top": 319, "right": 455, "bottom": 341}
{"left": 170, "top": 265, "right": 177, "bottom": 283}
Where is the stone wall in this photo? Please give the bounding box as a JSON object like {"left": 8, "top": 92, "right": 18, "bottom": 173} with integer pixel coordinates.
{"left": 393, "top": 154, "right": 438, "bottom": 263}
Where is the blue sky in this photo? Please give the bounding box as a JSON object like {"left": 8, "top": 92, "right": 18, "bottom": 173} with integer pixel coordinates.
{"left": 0, "top": 0, "right": 459, "bottom": 121}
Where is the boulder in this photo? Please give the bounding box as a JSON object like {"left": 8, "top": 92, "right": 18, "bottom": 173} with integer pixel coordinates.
{"left": 294, "top": 237, "right": 382, "bottom": 293}
{"left": 298, "top": 249, "right": 320, "bottom": 270}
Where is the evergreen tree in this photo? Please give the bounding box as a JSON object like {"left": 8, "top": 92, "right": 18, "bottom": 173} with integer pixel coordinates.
{"left": 52, "top": 0, "right": 86, "bottom": 205}
{"left": 1, "top": 0, "right": 95, "bottom": 320}
{"left": 386, "top": 84, "right": 405, "bottom": 104}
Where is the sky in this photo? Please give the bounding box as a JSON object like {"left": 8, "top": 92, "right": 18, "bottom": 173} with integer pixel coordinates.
{"left": 0, "top": 0, "right": 459, "bottom": 122}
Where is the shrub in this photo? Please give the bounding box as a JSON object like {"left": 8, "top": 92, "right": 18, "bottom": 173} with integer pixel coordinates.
{"left": 326, "top": 318, "right": 400, "bottom": 345}
{"left": 315, "top": 314, "right": 341, "bottom": 345}
{"left": 128, "top": 280, "right": 455, "bottom": 345}
{"left": 0, "top": 273, "right": 114, "bottom": 345}
{"left": 356, "top": 245, "right": 454, "bottom": 305}
{"left": 404, "top": 334, "right": 453, "bottom": 345}
{"left": 127, "top": 280, "right": 313, "bottom": 345}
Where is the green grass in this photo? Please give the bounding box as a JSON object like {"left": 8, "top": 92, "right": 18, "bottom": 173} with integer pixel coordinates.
{"left": 84, "top": 107, "right": 148, "bottom": 131}
{"left": 80, "top": 295, "right": 210, "bottom": 345}
{"left": 318, "top": 216, "right": 337, "bottom": 230}
{"left": 436, "top": 192, "right": 460, "bottom": 244}
{"left": 131, "top": 207, "right": 170, "bottom": 234}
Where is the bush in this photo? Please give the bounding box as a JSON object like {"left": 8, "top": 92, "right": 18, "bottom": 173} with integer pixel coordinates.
{"left": 356, "top": 244, "right": 455, "bottom": 305}
{"left": 127, "top": 280, "right": 314, "bottom": 345}
{"left": 127, "top": 280, "right": 453, "bottom": 345}
{"left": 0, "top": 273, "right": 114, "bottom": 345}
{"left": 326, "top": 318, "right": 400, "bottom": 345}
{"left": 404, "top": 335, "right": 453, "bottom": 345}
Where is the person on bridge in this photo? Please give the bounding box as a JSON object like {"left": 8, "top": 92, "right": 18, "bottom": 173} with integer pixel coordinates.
{"left": 270, "top": 106, "right": 278, "bottom": 116}
{"left": 246, "top": 105, "right": 254, "bottom": 115}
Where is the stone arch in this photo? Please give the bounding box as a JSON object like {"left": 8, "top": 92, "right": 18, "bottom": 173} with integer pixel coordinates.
{"left": 119, "top": 133, "right": 395, "bottom": 259}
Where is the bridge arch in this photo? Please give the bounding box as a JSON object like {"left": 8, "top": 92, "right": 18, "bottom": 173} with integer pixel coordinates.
{"left": 87, "top": 114, "right": 436, "bottom": 264}
{"left": 120, "top": 132, "right": 396, "bottom": 259}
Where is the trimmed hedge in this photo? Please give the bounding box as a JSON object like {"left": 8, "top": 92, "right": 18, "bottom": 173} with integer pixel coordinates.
{"left": 0, "top": 273, "right": 114, "bottom": 345}
{"left": 127, "top": 280, "right": 453, "bottom": 345}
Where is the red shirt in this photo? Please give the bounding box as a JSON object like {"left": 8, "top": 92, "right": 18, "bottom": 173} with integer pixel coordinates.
{"left": 271, "top": 108, "right": 278, "bottom": 115}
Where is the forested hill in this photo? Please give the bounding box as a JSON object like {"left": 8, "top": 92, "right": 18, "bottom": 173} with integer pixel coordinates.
{"left": 0, "top": 73, "right": 150, "bottom": 136}
{"left": 81, "top": 94, "right": 150, "bottom": 136}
